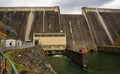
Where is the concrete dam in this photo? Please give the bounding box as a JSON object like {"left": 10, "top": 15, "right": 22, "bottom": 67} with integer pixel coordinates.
{"left": 0, "top": 6, "right": 120, "bottom": 51}
{"left": 0, "top": 7, "right": 60, "bottom": 42}
{"left": 0, "top": 6, "right": 120, "bottom": 73}
{"left": 82, "top": 7, "right": 120, "bottom": 46}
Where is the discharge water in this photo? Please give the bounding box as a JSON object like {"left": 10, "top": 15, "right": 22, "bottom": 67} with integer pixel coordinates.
{"left": 48, "top": 52, "right": 120, "bottom": 74}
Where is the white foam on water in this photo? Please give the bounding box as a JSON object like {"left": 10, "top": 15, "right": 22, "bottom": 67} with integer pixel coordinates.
{"left": 52, "top": 55, "right": 65, "bottom": 58}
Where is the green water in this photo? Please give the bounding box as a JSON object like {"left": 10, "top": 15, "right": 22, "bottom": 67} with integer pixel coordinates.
{"left": 48, "top": 52, "right": 120, "bottom": 74}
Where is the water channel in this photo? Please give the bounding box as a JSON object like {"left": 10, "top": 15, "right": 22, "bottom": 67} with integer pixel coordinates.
{"left": 48, "top": 52, "right": 120, "bottom": 74}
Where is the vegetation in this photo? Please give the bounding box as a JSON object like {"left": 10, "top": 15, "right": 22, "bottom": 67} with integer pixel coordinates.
{"left": 4, "top": 50, "right": 26, "bottom": 74}
{"left": 4, "top": 46, "right": 55, "bottom": 74}
{"left": 0, "top": 21, "right": 18, "bottom": 40}
{"left": 0, "top": 21, "right": 8, "bottom": 39}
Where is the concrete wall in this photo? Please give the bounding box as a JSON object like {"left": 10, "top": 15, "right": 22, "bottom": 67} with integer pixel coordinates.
{"left": 33, "top": 33, "right": 66, "bottom": 50}
{"left": 0, "top": 6, "right": 60, "bottom": 41}
{"left": 0, "top": 6, "right": 120, "bottom": 52}
{"left": 82, "top": 7, "right": 120, "bottom": 46}
{"left": 29, "top": 10, "right": 60, "bottom": 40}
{"left": 82, "top": 7, "right": 120, "bottom": 13}
{"left": 99, "top": 12, "right": 120, "bottom": 37}
{"left": 0, "top": 11, "right": 29, "bottom": 40}
{"left": 65, "top": 49, "right": 85, "bottom": 67}
{"left": 0, "top": 6, "right": 59, "bottom": 12}
{"left": 97, "top": 46, "right": 120, "bottom": 55}
{"left": 60, "top": 14, "right": 96, "bottom": 51}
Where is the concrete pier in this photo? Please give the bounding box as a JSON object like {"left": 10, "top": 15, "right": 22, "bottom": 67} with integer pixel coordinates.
{"left": 65, "top": 49, "right": 87, "bottom": 68}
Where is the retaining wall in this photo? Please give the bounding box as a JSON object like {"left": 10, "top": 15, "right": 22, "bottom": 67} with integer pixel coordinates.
{"left": 97, "top": 46, "right": 120, "bottom": 55}
{"left": 65, "top": 49, "right": 86, "bottom": 67}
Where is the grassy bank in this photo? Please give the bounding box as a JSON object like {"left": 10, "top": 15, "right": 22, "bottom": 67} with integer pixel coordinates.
{"left": 4, "top": 49, "right": 26, "bottom": 74}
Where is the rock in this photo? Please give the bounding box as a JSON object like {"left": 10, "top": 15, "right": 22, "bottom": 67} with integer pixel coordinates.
{"left": 11, "top": 45, "right": 55, "bottom": 74}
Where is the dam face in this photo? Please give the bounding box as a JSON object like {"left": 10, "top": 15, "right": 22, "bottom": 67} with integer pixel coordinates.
{"left": 83, "top": 7, "right": 120, "bottom": 46}
{"left": 0, "top": 7, "right": 60, "bottom": 41}
{"left": 29, "top": 11, "right": 60, "bottom": 40}
{"left": 0, "top": 11, "right": 29, "bottom": 40}
{"left": 60, "top": 14, "right": 96, "bottom": 51}
{"left": 0, "top": 7, "right": 120, "bottom": 51}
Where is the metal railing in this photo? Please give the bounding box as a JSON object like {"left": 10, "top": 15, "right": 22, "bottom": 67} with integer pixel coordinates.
{"left": 0, "top": 43, "right": 57, "bottom": 74}
{"left": 0, "top": 42, "right": 34, "bottom": 74}
{"left": 0, "top": 48, "right": 18, "bottom": 74}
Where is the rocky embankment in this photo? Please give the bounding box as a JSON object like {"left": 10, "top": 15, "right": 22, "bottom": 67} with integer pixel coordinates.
{"left": 11, "top": 45, "right": 55, "bottom": 74}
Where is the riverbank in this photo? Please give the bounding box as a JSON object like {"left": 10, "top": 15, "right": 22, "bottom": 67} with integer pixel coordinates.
{"left": 4, "top": 46, "right": 56, "bottom": 74}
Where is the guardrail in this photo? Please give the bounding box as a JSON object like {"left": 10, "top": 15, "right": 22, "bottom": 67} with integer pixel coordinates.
{"left": 0, "top": 48, "right": 18, "bottom": 74}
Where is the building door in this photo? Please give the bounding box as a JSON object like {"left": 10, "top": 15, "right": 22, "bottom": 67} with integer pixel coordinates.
{"left": 35, "top": 40, "right": 39, "bottom": 45}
